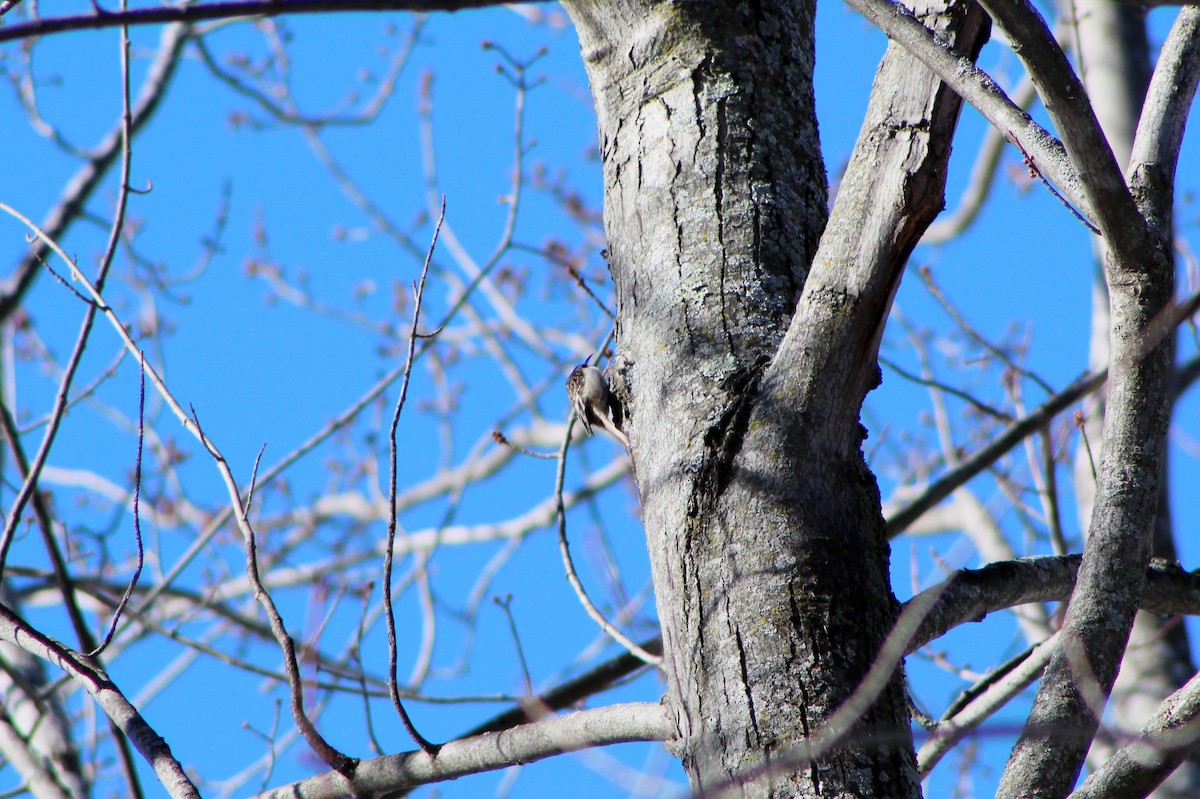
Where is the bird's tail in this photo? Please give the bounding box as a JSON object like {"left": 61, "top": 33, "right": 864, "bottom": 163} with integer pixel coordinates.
{"left": 596, "top": 415, "right": 630, "bottom": 449}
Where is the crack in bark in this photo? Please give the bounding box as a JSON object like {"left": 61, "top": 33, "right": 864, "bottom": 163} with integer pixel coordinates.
{"left": 735, "top": 630, "right": 760, "bottom": 740}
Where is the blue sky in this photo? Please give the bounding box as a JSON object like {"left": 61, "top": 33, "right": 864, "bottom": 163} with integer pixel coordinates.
{"left": 2, "top": 2, "right": 1198, "bottom": 797}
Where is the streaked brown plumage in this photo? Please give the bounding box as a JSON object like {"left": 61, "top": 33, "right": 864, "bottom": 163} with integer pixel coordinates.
{"left": 566, "top": 362, "right": 630, "bottom": 449}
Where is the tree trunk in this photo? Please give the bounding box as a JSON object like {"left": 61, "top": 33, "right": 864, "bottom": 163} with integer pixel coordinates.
{"left": 564, "top": 0, "right": 986, "bottom": 794}
{"left": 1073, "top": 3, "right": 1199, "bottom": 795}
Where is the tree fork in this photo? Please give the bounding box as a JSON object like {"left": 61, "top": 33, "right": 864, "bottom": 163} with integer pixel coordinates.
{"left": 565, "top": 0, "right": 988, "bottom": 795}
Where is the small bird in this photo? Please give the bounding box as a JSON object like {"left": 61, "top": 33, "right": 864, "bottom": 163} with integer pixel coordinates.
{"left": 566, "top": 360, "right": 630, "bottom": 449}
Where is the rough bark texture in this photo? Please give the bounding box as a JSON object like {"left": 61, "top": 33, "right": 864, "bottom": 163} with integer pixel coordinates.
{"left": 996, "top": 209, "right": 1174, "bottom": 799}
{"left": 564, "top": 5, "right": 827, "bottom": 792}
{"left": 1072, "top": 0, "right": 1150, "bottom": 566}
{"left": 1103, "top": 455, "right": 1200, "bottom": 798}
{"left": 564, "top": 0, "right": 986, "bottom": 795}
{"left": 1073, "top": 4, "right": 1200, "bottom": 795}
{"left": 992, "top": 0, "right": 1180, "bottom": 792}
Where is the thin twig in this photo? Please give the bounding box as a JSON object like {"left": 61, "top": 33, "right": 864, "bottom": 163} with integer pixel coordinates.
{"left": 918, "top": 264, "right": 1054, "bottom": 395}
{"left": 494, "top": 595, "right": 535, "bottom": 697}
{"left": 0, "top": 203, "right": 355, "bottom": 775}
{"left": 383, "top": 197, "right": 445, "bottom": 755}
{"left": 87, "top": 352, "right": 147, "bottom": 657}
{"left": 5, "top": 17, "right": 151, "bottom": 794}
{"left": 354, "top": 586, "right": 386, "bottom": 756}
{"left": 1039, "top": 425, "right": 1068, "bottom": 555}
{"left": 0, "top": 1, "right": 483, "bottom": 45}
{"left": 555, "top": 411, "right": 659, "bottom": 667}
{"left": 1074, "top": 410, "right": 1099, "bottom": 482}
{"left": 491, "top": 430, "right": 558, "bottom": 459}
{"left": 0, "top": 9, "right": 141, "bottom": 579}
{"left": 1011, "top": 136, "right": 1101, "bottom": 235}
{"left": 889, "top": 286, "right": 1200, "bottom": 536}
{"left": 0, "top": 23, "right": 189, "bottom": 323}
{"left": 879, "top": 354, "right": 1012, "bottom": 421}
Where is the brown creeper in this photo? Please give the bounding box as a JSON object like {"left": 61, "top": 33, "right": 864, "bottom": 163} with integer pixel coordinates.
{"left": 566, "top": 361, "right": 630, "bottom": 449}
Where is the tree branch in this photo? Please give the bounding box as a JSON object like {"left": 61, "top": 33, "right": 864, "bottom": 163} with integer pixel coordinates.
{"left": 921, "top": 74, "right": 1038, "bottom": 244}
{"left": 1, "top": 204, "right": 354, "bottom": 775}
{"left": 1129, "top": 6, "right": 1200, "bottom": 201}
{"left": 1069, "top": 666, "right": 1200, "bottom": 799}
{"left": 0, "top": 22, "right": 188, "bottom": 322}
{"left": 461, "top": 635, "right": 663, "bottom": 737}
{"left": 917, "top": 632, "right": 1059, "bottom": 775}
{"left": 0, "top": 0, "right": 523, "bottom": 45}
{"left": 990, "top": 2, "right": 1186, "bottom": 791}
{"left": 889, "top": 287, "right": 1200, "bottom": 537}
{"left": 974, "top": 0, "right": 1142, "bottom": 243}
{"left": 887, "top": 369, "right": 1106, "bottom": 535}
{"left": 253, "top": 702, "right": 673, "bottom": 799}
{"left": 0, "top": 604, "right": 199, "bottom": 798}
{"left": 844, "top": 0, "right": 1097, "bottom": 226}
{"left": 906, "top": 556, "right": 1200, "bottom": 654}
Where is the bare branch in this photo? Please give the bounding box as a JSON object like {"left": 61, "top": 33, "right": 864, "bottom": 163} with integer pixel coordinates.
{"left": 2, "top": 204, "right": 355, "bottom": 774}
{"left": 383, "top": 199, "right": 445, "bottom": 755}
{"left": 844, "top": 0, "right": 1096, "bottom": 225}
{"left": 0, "top": 0, "right": 523, "bottom": 45}
{"left": 974, "top": 0, "right": 1143, "bottom": 246}
{"left": 0, "top": 604, "right": 199, "bottom": 799}
{"left": 1070, "top": 666, "right": 1200, "bottom": 799}
{"left": 906, "top": 556, "right": 1200, "bottom": 654}
{"left": 890, "top": 286, "right": 1200, "bottom": 538}
{"left": 87, "top": 353, "right": 146, "bottom": 657}
{"left": 887, "top": 368, "right": 1106, "bottom": 535}
{"left": 0, "top": 22, "right": 188, "bottom": 322}
{"left": 993, "top": 5, "right": 1184, "bottom": 791}
{"left": 1129, "top": 5, "right": 1200, "bottom": 214}
{"left": 556, "top": 418, "right": 659, "bottom": 666}
{"left": 918, "top": 633, "right": 1059, "bottom": 774}
{"left": 462, "top": 635, "right": 663, "bottom": 737}
{"left": 921, "top": 75, "right": 1037, "bottom": 244}
{"left": 0, "top": 707, "right": 75, "bottom": 799}
{"left": 253, "top": 702, "right": 673, "bottom": 799}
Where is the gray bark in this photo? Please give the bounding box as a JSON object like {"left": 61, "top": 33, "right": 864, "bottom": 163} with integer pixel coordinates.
{"left": 257, "top": 703, "right": 675, "bottom": 799}
{"left": 564, "top": 0, "right": 986, "bottom": 794}
{"left": 0, "top": 639, "right": 88, "bottom": 799}
{"left": 989, "top": 0, "right": 1187, "bottom": 794}
{"left": 0, "top": 605, "right": 199, "bottom": 799}
{"left": 1072, "top": 4, "right": 1200, "bottom": 795}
